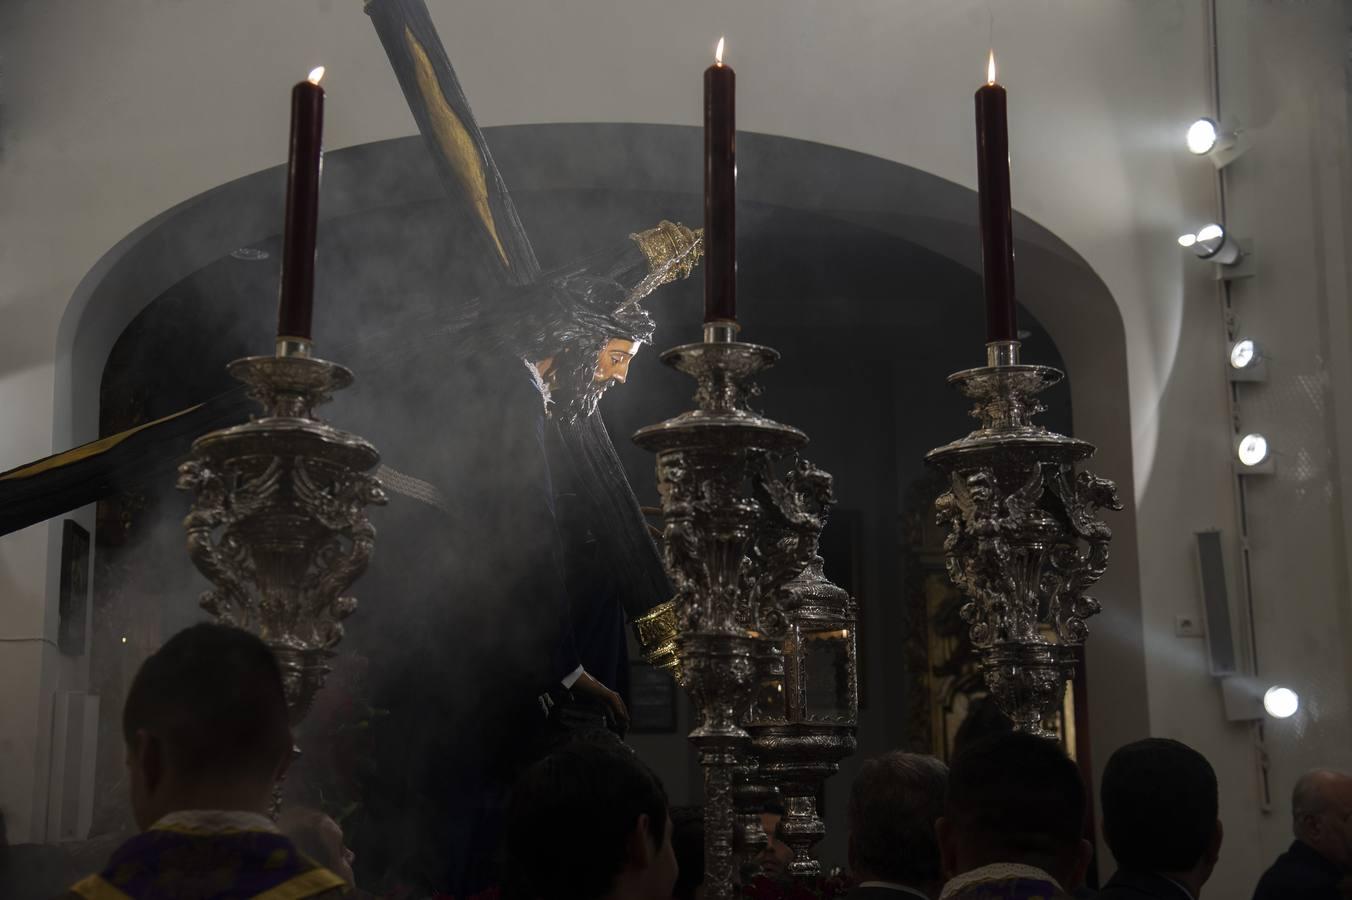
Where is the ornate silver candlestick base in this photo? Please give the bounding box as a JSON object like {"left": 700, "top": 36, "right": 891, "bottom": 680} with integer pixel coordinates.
{"left": 178, "top": 351, "right": 386, "bottom": 727}
{"left": 925, "top": 342, "right": 1119, "bottom": 736}
{"left": 634, "top": 331, "right": 810, "bottom": 900}
{"left": 749, "top": 723, "right": 856, "bottom": 877}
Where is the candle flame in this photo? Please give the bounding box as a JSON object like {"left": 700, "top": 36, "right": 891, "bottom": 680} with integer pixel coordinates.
{"left": 715, "top": 36, "right": 725, "bottom": 65}
{"left": 986, "top": 51, "right": 996, "bottom": 85}
{"left": 307, "top": 66, "right": 326, "bottom": 85}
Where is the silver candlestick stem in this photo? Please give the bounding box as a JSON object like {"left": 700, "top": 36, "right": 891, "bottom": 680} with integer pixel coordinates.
{"left": 926, "top": 341, "right": 1120, "bottom": 736}
{"left": 177, "top": 349, "right": 386, "bottom": 730}
{"left": 635, "top": 326, "right": 822, "bottom": 900}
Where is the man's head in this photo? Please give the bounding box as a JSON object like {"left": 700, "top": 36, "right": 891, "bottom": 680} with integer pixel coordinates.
{"left": 278, "top": 807, "right": 356, "bottom": 884}
{"left": 1101, "top": 738, "right": 1221, "bottom": 889}
{"left": 937, "top": 731, "right": 1092, "bottom": 891}
{"left": 1293, "top": 769, "right": 1352, "bottom": 869}
{"left": 847, "top": 752, "right": 949, "bottom": 893}
{"left": 507, "top": 740, "right": 676, "bottom": 900}
{"left": 122, "top": 624, "right": 292, "bottom": 829}
{"left": 669, "top": 806, "right": 705, "bottom": 900}
{"left": 756, "top": 803, "right": 793, "bottom": 882}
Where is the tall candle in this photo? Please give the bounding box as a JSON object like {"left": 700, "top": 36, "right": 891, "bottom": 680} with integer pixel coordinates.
{"left": 704, "top": 37, "right": 736, "bottom": 323}
{"left": 277, "top": 66, "right": 326, "bottom": 344}
{"left": 974, "top": 51, "right": 1017, "bottom": 344}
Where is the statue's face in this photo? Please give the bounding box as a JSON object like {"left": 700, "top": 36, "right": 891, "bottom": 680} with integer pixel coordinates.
{"left": 550, "top": 337, "right": 644, "bottom": 422}
{"left": 595, "top": 338, "right": 642, "bottom": 386}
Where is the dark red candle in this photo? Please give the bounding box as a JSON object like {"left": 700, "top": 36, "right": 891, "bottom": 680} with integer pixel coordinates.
{"left": 704, "top": 38, "right": 736, "bottom": 323}
{"left": 974, "top": 52, "right": 1017, "bottom": 344}
{"left": 277, "top": 67, "right": 325, "bottom": 343}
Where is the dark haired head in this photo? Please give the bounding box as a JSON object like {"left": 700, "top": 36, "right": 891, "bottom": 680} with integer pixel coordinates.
{"left": 492, "top": 274, "right": 653, "bottom": 360}
{"left": 670, "top": 806, "right": 704, "bottom": 900}
{"left": 1102, "top": 738, "right": 1219, "bottom": 873}
{"left": 848, "top": 752, "right": 948, "bottom": 887}
{"left": 940, "top": 731, "right": 1089, "bottom": 887}
{"left": 489, "top": 273, "right": 654, "bottom": 422}
{"left": 122, "top": 624, "right": 291, "bottom": 825}
{"left": 506, "top": 740, "right": 672, "bottom": 900}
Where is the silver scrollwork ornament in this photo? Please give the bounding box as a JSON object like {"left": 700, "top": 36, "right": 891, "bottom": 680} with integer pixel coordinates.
{"left": 178, "top": 352, "right": 386, "bottom": 728}
{"left": 926, "top": 345, "right": 1120, "bottom": 737}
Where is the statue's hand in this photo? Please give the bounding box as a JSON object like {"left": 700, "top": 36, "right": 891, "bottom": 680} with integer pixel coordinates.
{"left": 574, "top": 669, "right": 630, "bottom": 729}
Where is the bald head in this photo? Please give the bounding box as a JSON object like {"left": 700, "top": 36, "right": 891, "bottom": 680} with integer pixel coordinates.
{"left": 1292, "top": 769, "right": 1352, "bottom": 867}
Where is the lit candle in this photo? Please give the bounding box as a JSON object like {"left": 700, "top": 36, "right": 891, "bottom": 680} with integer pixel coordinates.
{"left": 704, "top": 37, "right": 735, "bottom": 324}
{"left": 277, "top": 66, "right": 326, "bottom": 346}
{"left": 974, "top": 51, "right": 1017, "bottom": 345}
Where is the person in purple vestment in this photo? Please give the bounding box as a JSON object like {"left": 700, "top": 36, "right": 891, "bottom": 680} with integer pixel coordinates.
{"left": 60, "top": 624, "right": 348, "bottom": 900}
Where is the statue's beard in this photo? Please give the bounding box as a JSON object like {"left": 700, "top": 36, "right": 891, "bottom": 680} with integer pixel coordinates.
{"left": 555, "top": 377, "right": 615, "bottom": 423}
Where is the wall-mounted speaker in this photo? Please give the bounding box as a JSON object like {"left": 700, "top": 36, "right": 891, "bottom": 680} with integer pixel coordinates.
{"left": 1195, "top": 530, "right": 1238, "bottom": 676}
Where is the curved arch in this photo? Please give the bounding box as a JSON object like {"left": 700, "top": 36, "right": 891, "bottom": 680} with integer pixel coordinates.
{"left": 58, "top": 121, "right": 1146, "bottom": 797}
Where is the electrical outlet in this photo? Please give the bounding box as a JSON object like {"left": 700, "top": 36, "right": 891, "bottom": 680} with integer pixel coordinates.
{"left": 1176, "top": 614, "right": 1205, "bottom": 638}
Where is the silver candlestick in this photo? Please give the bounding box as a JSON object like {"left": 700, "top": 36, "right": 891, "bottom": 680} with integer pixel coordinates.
{"left": 925, "top": 341, "right": 1120, "bottom": 737}
{"left": 635, "top": 323, "right": 828, "bottom": 900}
{"left": 177, "top": 347, "right": 386, "bottom": 729}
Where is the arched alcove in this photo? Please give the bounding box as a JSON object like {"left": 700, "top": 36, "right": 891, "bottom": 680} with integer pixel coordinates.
{"left": 63, "top": 124, "right": 1144, "bottom": 869}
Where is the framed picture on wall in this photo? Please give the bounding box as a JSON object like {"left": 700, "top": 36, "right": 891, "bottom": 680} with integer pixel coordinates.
{"left": 58, "top": 519, "right": 91, "bottom": 657}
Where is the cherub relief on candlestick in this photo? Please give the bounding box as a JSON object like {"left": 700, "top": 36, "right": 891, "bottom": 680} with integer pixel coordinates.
{"left": 177, "top": 457, "right": 279, "bottom": 628}
{"left": 293, "top": 460, "right": 386, "bottom": 645}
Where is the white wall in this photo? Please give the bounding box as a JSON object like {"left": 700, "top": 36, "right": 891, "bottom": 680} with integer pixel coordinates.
{"left": 0, "top": 2, "right": 1349, "bottom": 895}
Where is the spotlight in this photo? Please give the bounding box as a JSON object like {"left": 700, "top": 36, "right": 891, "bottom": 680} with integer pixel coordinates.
{"left": 1184, "top": 116, "right": 1246, "bottom": 168}
{"left": 1186, "top": 117, "right": 1220, "bottom": 155}
{"left": 1221, "top": 676, "right": 1301, "bottom": 720}
{"left": 1228, "top": 339, "right": 1266, "bottom": 382}
{"left": 1229, "top": 339, "right": 1256, "bottom": 369}
{"left": 1264, "top": 685, "right": 1299, "bottom": 719}
{"left": 1180, "top": 223, "right": 1243, "bottom": 267}
{"left": 1236, "top": 433, "right": 1273, "bottom": 472}
{"left": 1196, "top": 223, "right": 1223, "bottom": 242}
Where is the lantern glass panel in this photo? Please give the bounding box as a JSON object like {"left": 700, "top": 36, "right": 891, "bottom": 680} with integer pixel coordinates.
{"left": 753, "top": 665, "right": 787, "bottom": 722}
{"left": 802, "top": 628, "right": 852, "bottom": 723}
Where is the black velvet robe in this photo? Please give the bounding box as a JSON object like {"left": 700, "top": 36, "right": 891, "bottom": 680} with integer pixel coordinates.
{"left": 344, "top": 352, "right": 577, "bottom": 895}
